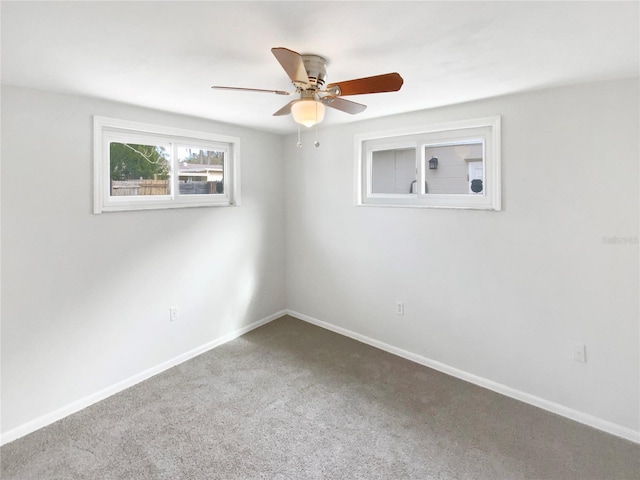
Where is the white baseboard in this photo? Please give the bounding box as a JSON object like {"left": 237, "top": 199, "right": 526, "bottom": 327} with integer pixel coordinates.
{"left": 0, "top": 310, "right": 286, "bottom": 446}
{"left": 5, "top": 309, "right": 638, "bottom": 446}
{"left": 286, "top": 309, "right": 640, "bottom": 444}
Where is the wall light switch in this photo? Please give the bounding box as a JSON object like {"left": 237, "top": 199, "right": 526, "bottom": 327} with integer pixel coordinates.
{"left": 169, "top": 306, "right": 179, "bottom": 322}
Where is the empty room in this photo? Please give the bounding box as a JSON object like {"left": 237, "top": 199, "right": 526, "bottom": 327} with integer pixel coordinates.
{"left": 1, "top": 1, "right": 639, "bottom": 478}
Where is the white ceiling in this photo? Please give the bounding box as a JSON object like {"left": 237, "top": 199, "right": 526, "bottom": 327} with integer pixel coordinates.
{"left": 2, "top": 1, "right": 638, "bottom": 135}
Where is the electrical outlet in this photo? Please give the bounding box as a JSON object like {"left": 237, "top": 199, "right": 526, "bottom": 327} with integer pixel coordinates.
{"left": 572, "top": 343, "right": 586, "bottom": 363}
{"left": 396, "top": 301, "right": 404, "bottom": 316}
{"left": 169, "top": 306, "right": 179, "bottom": 322}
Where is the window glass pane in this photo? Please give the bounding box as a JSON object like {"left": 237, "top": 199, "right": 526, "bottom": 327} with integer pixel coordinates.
{"left": 371, "top": 147, "right": 416, "bottom": 194}
{"left": 110, "top": 142, "right": 170, "bottom": 196}
{"left": 177, "top": 147, "right": 225, "bottom": 195}
{"left": 357, "top": 116, "right": 500, "bottom": 210}
{"left": 95, "top": 117, "right": 240, "bottom": 213}
{"left": 423, "top": 141, "right": 483, "bottom": 194}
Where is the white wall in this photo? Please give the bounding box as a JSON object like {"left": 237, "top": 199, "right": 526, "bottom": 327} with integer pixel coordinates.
{"left": 1, "top": 86, "right": 286, "bottom": 436}
{"left": 2, "top": 78, "right": 638, "bottom": 444}
{"left": 284, "top": 78, "right": 639, "bottom": 439}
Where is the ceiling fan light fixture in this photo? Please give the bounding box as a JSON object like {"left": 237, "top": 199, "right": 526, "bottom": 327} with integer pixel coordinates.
{"left": 291, "top": 99, "right": 325, "bottom": 128}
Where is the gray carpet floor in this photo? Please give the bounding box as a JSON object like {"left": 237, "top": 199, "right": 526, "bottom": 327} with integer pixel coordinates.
{"left": 1, "top": 315, "right": 639, "bottom": 479}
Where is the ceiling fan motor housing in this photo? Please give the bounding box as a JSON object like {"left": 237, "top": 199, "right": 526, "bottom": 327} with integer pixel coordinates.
{"left": 300, "top": 54, "right": 327, "bottom": 89}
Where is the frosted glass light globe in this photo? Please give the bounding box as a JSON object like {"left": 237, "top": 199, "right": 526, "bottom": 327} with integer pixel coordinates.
{"left": 291, "top": 100, "right": 325, "bottom": 128}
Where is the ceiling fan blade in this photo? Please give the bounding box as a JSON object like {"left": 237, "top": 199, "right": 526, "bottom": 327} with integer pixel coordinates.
{"left": 271, "top": 47, "right": 310, "bottom": 85}
{"left": 273, "top": 100, "right": 297, "bottom": 116}
{"left": 212, "top": 85, "right": 290, "bottom": 95}
{"left": 327, "top": 72, "right": 403, "bottom": 96}
{"left": 320, "top": 96, "right": 367, "bottom": 115}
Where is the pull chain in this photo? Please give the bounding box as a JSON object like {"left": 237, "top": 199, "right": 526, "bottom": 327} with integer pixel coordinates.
{"left": 314, "top": 101, "right": 320, "bottom": 147}
{"left": 295, "top": 101, "right": 321, "bottom": 148}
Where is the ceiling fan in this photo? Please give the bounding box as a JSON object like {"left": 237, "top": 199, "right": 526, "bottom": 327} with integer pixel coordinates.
{"left": 212, "top": 47, "right": 404, "bottom": 128}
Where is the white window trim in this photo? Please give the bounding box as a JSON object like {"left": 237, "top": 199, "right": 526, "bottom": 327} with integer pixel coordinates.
{"left": 355, "top": 116, "right": 501, "bottom": 210}
{"left": 93, "top": 116, "right": 241, "bottom": 214}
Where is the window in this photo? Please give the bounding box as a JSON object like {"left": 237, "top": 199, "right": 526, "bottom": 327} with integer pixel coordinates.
{"left": 356, "top": 116, "right": 501, "bottom": 210}
{"left": 93, "top": 117, "right": 240, "bottom": 213}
